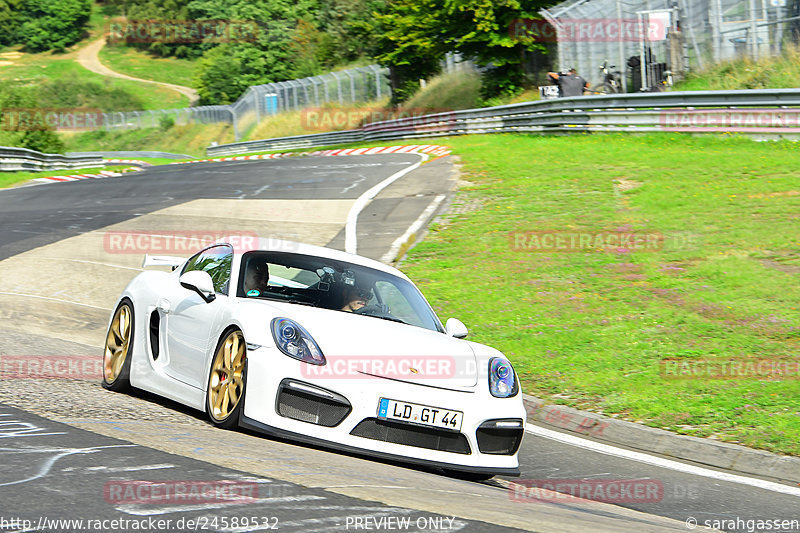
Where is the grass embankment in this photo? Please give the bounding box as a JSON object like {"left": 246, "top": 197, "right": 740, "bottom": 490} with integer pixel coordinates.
{"left": 402, "top": 70, "right": 540, "bottom": 112}
{"left": 402, "top": 70, "right": 483, "bottom": 111}
{"left": 675, "top": 47, "right": 800, "bottom": 90}
{"left": 98, "top": 44, "right": 197, "bottom": 88}
{"left": 62, "top": 123, "right": 234, "bottom": 157}
{"left": 399, "top": 133, "right": 800, "bottom": 455}
{"left": 0, "top": 48, "right": 189, "bottom": 110}
{"left": 62, "top": 100, "right": 390, "bottom": 156}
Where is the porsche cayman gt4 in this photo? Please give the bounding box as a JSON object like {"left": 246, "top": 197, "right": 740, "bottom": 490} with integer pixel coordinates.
{"left": 103, "top": 238, "right": 525, "bottom": 478}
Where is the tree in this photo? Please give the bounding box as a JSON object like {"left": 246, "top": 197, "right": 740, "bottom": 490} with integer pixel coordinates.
{"left": 369, "top": 0, "right": 551, "bottom": 101}
{"left": 0, "top": 0, "right": 22, "bottom": 45}
{"left": 190, "top": 0, "right": 317, "bottom": 103}
{"left": 15, "top": 0, "right": 91, "bottom": 52}
{"left": 360, "top": 0, "right": 445, "bottom": 104}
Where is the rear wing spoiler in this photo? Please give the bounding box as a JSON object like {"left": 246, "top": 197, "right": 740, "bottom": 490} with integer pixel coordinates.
{"left": 142, "top": 254, "right": 185, "bottom": 270}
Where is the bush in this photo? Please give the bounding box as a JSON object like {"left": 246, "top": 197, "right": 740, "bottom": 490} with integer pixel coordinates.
{"left": 18, "top": 129, "right": 65, "bottom": 154}
{"left": 158, "top": 113, "right": 175, "bottom": 130}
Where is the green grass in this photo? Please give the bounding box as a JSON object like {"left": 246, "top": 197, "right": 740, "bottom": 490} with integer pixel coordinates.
{"left": 98, "top": 45, "right": 197, "bottom": 88}
{"left": 0, "top": 48, "right": 189, "bottom": 110}
{"left": 0, "top": 165, "right": 133, "bottom": 188}
{"left": 397, "top": 133, "right": 800, "bottom": 455}
{"left": 675, "top": 46, "right": 800, "bottom": 91}
{"left": 62, "top": 122, "right": 235, "bottom": 157}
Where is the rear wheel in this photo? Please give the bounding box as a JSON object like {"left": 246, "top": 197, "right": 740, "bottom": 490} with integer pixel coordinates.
{"left": 206, "top": 329, "right": 246, "bottom": 429}
{"left": 102, "top": 299, "right": 134, "bottom": 392}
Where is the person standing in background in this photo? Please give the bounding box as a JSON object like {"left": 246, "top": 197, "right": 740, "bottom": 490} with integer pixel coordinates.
{"left": 547, "top": 68, "right": 589, "bottom": 97}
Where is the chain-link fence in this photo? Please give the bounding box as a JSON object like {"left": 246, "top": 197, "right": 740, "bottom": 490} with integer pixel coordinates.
{"left": 102, "top": 65, "right": 390, "bottom": 141}
{"left": 539, "top": 0, "right": 800, "bottom": 92}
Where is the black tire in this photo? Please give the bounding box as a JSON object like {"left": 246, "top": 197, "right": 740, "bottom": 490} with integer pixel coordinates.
{"left": 102, "top": 298, "right": 135, "bottom": 392}
{"left": 206, "top": 329, "right": 247, "bottom": 429}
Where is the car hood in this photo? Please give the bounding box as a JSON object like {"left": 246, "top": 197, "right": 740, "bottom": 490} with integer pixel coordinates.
{"left": 253, "top": 301, "right": 478, "bottom": 390}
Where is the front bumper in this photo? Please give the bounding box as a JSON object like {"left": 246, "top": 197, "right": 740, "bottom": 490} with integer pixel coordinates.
{"left": 241, "top": 348, "right": 526, "bottom": 476}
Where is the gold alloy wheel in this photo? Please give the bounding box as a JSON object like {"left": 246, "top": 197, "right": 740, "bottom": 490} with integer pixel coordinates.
{"left": 208, "top": 330, "right": 246, "bottom": 421}
{"left": 104, "top": 304, "right": 132, "bottom": 383}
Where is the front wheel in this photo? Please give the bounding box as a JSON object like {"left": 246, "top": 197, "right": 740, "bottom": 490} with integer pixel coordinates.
{"left": 206, "top": 329, "right": 246, "bottom": 429}
{"left": 590, "top": 83, "right": 615, "bottom": 95}
{"left": 102, "top": 299, "right": 134, "bottom": 392}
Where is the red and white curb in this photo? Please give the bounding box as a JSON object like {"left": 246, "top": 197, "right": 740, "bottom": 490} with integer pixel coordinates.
{"left": 170, "top": 152, "right": 296, "bottom": 165}
{"left": 170, "top": 144, "right": 452, "bottom": 165}
{"left": 32, "top": 167, "right": 142, "bottom": 184}
{"left": 310, "top": 145, "right": 451, "bottom": 157}
{"left": 104, "top": 158, "right": 152, "bottom": 167}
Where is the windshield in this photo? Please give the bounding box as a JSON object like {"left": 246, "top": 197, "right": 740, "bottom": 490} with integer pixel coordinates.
{"left": 236, "top": 251, "right": 444, "bottom": 332}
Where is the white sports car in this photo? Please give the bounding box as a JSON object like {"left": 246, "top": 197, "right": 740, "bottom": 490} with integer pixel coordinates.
{"left": 103, "top": 238, "right": 525, "bottom": 479}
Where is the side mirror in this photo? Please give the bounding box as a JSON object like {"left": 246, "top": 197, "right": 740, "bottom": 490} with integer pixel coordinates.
{"left": 179, "top": 270, "right": 216, "bottom": 303}
{"left": 445, "top": 318, "right": 468, "bottom": 339}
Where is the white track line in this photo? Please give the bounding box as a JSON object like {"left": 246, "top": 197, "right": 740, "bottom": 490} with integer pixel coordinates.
{"left": 525, "top": 425, "right": 800, "bottom": 497}
{"left": 0, "top": 291, "right": 112, "bottom": 311}
{"left": 380, "top": 194, "right": 446, "bottom": 263}
{"left": 345, "top": 153, "right": 428, "bottom": 254}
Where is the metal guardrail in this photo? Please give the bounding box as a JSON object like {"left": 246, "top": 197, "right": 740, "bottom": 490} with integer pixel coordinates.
{"left": 206, "top": 89, "right": 800, "bottom": 156}
{"left": 0, "top": 146, "right": 103, "bottom": 172}
{"left": 66, "top": 150, "right": 193, "bottom": 159}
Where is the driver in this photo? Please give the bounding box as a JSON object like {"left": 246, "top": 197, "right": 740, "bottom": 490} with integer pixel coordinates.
{"left": 341, "top": 284, "right": 372, "bottom": 312}
{"left": 244, "top": 262, "right": 269, "bottom": 296}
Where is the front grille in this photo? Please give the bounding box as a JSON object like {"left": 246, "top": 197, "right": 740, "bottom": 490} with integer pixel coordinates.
{"left": 476, "top": 419, "right": 524, "bottom": 455}
{"left": 276, "top": 380, "right": 351, "bottom": 427}
{"left": 350, "top": 418, "right": 471, "bottom": 455}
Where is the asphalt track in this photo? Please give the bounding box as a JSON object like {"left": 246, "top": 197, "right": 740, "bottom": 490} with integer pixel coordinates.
{"left": 0, "top": 154, "right": 798, "bottom": 532}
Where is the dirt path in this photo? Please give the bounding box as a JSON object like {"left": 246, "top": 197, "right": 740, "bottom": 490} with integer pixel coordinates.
{"left": 76, "top": 37, "right": 199, "bottom": 105}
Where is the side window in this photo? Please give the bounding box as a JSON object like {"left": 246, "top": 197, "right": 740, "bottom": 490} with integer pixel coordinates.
{"left": 182, "top": 244, "right": 233, "bottom": 295}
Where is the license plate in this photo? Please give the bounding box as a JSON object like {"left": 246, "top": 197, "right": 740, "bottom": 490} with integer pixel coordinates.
{"left": 378, "top": 398, "right": 462, "bottom": 431}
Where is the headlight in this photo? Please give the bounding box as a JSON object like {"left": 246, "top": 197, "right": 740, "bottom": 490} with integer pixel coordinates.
{"left": 489, "top": 357, "right": 518, "bottom": 398}
{"left": 271, "top": 318, "right": 326, "bottom": 365}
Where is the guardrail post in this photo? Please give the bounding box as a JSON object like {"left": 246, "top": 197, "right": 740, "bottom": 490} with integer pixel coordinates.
{"left": 344, "top": 70, "right": 356, "bottom": 103}
{"left": 229, "top": 108, "right": 240, "bottom": 141}
{"left": 368, "top": 65, "right": 382, "bottom": 100}
{"left": 331, "top": 72, "right": 343, "bottom": 105}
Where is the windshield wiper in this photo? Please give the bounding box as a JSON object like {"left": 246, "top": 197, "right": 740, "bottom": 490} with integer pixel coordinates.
{"left": 372, "top": 315, "right": 408, "bottom": 325}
